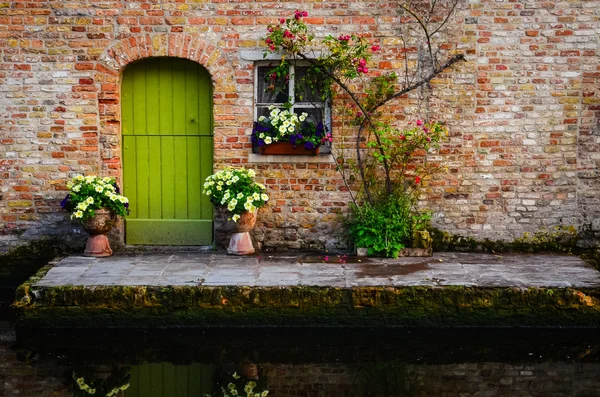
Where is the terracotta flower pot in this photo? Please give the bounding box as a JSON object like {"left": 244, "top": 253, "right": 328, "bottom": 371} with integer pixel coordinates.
{"left": 80, "top": 208, "right": 117, "bottom": 257}
{"left": 227, "top": 210, "right": 257, "bottom": 255}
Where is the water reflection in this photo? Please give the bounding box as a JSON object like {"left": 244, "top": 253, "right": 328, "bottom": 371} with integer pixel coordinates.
{"left": 3, "top": 328, "right": 600, "bottom": 396}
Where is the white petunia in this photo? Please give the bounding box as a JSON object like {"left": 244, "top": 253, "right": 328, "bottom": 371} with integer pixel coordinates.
{"left": 118, "top": 196, "right": 128, "bottom": 204}
{"left": 258, "top": 115, "right": 266, "bottom": 122}
{"left": 237, "top": 192, "right": 244, "bottom": 199}
{"left": 253, "top": 192, "right": 260, "bottom": 200}
{"left": 95, "top": 186, "right": 103, "bottom": 193}
{"left": 265, "top": 137, "right": 272, "bottom": 144}
{"left": 261, "top": 194, "right": 269, "bottom": 201}
{"left": 232, "top": 214, "right": 240, "bottom": 222}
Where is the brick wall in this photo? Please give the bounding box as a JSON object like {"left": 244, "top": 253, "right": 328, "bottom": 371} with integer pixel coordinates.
{"left": 260, "top": 362, "right": 600, "bottom": 396}
{"left": 0, "top": 0, "right": 599, "bottom": 250}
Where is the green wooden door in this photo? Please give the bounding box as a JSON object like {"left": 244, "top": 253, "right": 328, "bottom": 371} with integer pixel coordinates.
{"left": 125, "top": 363, "right": 215, "bottom": 397}
{"left": 122, "top": 58, "right": 213, "bottom": 245}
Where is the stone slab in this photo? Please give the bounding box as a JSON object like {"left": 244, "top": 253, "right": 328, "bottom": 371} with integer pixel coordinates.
{"left": 32, "top": 252, "right": 600, "bottom": 288}
{"left": 13, "top": 251, "right": 600, "bottom": 329}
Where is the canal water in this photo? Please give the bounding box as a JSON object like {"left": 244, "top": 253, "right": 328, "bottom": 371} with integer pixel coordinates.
{"left": 1, "top": 256, "right": 599, "bottom": 396}
{"left": 1, "top": 325, "right": 599, "bottom": 396}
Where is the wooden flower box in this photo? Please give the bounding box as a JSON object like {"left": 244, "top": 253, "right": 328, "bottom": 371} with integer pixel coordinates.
{"left": 259, "top": 142, "right": 320, "bottom": 155}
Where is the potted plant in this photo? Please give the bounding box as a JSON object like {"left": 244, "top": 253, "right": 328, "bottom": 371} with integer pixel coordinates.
{"left": 60, "top": 175, "right": 129, "bottom": 257}
{"left": 203, "top": 167, "right": 269, "bottom": 255}
{"left": 252, "top": 105, "right": 332, "bottom": 155}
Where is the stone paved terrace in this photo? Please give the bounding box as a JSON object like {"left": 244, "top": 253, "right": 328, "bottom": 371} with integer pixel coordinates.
{"left": 34, "top": 252, "right": 600, "bottom": 288}
{"left": 14, "top": 252, "right": 600, "bottom": 329}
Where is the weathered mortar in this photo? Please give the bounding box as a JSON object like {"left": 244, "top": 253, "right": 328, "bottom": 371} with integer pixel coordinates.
{"left": 0, "top": 0, "right": 599, "bottom": 250}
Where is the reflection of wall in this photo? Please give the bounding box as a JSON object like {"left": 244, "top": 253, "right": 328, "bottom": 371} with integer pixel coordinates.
{"left": 0, "top": 341, "right": 69, "bottom": 397}
{"left": 126, "top": 363, "right": 215, "bottom": 397}
{"left": 2, "top": 351, "right": 600, "bottom": 397}
{"left": 260, "top": 362, "right": 600, "bottom": 397}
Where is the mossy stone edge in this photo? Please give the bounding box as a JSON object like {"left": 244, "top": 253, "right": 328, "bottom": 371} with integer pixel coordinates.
{"left": 12, "top": 266, "right": 600, "bottom": 328}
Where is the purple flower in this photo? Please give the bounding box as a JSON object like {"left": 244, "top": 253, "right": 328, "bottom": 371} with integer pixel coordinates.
{"left": 113, "top": 183, "right": 120, "bottom": 194}
{"left": 60, "top": 194, "right": 70, "bottom": 209}
{"left": 304, "top": 141, "right": 315, "bottom": 150}
{"left": 315, "top": 122, "right": 325, "bottom": 138}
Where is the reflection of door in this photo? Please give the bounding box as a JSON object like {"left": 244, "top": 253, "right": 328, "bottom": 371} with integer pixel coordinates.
{"left": 122, "top": 58, "right": 213, "bottom": 245}
{"left": 126, "top": 363, "right": 215, "bottom": 396}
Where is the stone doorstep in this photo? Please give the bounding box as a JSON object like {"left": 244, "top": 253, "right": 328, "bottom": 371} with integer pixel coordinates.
{"left": 29, "top": 251, "right": 600, "bottom": 289}
{"left": 13, "top": 251, "right": 600, "bottom": 328}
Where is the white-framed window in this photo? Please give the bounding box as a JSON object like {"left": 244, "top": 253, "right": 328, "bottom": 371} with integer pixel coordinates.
{"left": 254, "top": 61, "right": 331, "bottom": 153}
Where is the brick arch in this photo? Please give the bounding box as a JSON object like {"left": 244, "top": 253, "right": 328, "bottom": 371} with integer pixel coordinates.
{"left": 93, "top": 33, "right": 236, "bottom": 178}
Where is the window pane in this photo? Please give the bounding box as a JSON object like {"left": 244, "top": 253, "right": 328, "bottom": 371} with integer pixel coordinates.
{"left": 295, "top": 66, "right": 324, "bottom": 103}
{"left": 257, "top": 107, "right": 271, "bottom": 120}
{"left": 294, "top": 107, "right": 324, "bottom": 126}
{"left": 257, "top": 66, "right": 289, "bottom": 104}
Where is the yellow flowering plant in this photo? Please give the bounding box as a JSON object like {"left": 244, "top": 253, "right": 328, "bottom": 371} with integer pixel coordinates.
{"left": 70, "top": 368, "right": 130, "bottom": 397}
{"left": 208, "top": 372, "right": 269, "bottom": 397}
{"left": 203, "top": 167, "right": 269, "bottom": 222}
{"left": 61, "top": 175, "right": 129, "bottom": 220}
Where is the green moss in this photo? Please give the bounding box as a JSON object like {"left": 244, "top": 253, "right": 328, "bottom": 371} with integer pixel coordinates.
{"left": 0, "top": 237, "right": 82, "bottom": 278}
{"left": 13, "top": 283, "right": 600, "bottom": 328}
{"left": 430, "top": 226, "right": 581, "bottom": 254}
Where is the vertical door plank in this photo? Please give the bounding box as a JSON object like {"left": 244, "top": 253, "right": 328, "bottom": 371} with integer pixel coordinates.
{"left": 161, "top": 136, "right": 175, "bottom": 220}
{"left": 149, "top": 363, "right": 163, "bottom": 396}
{"left": 161, "top": 363, "right": 175, "bottom": 397}
{"left": 158, "top": 58, "right": 173, "bottom": 137}
{"left": 174, "top": 136, "right": 188, "bottom": 219}
{"left": 135, "top": 136, "right": 150, "bottom": 219}
{"left": 188, "top": 363, "right": 202, "bottom": 395}
{"left": 172, "top": 60, "right": 186, "bottom": 136}
{"left": 199, "top": 136, "right": 213, "bottom": 219}
{"left": 132, "top": 63, "right": 147, "bottom": 136}
{"left": 121, "top": 69, "right": 134, "bottom": 136}
{"left": 138, "top": 364, "right": 152, "bottom": 397}
{"left": 145, "top": 59, "right": 160, "bottom": 136}
{"left": 187, "top": 137, "right": 201, "bottom": 219}
{"left": 123, "top": 136, "right": 137, "bottom": 219}
{"left": 148, "top": 137, "right": 162, "bottom": 219}
{"left": 174, "top": 365, "right": 188, "bottom": 397}
{"left": 198, "top": 67, "right": 212, "bottom": 135}
{"left": 185, "top": 63, "right": 200, "bottom": 136}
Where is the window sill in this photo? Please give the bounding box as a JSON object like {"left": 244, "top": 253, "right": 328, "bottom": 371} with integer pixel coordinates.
{"left": 240, "top": 50, "right": 323, "bottom": 61}
{"left": 247, "top": 153, "right": 335, "bottom": 164}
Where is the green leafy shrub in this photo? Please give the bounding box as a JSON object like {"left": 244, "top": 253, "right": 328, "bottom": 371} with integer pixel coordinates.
{"left": 347, "top": 196, "right": 414, "bottom": 258}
